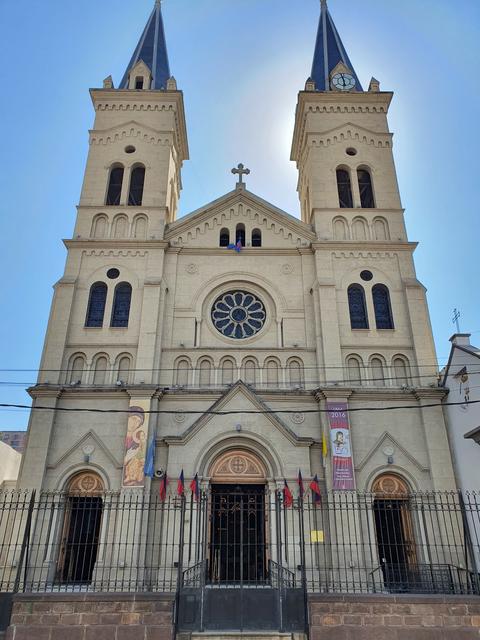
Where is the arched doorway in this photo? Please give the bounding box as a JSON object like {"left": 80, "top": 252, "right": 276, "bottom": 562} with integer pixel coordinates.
{"left": 208, "top": 449, "right": 267, "bottom": 584}
{"left": 372, "top": 474, "right": 417, "bottom": 592}
{"left": 57, "top": 471, "right": 104, "bottom": 584}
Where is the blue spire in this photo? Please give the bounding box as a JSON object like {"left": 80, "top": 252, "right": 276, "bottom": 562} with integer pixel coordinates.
{"left": 310, "top": 0, "right": 362, "bottom": 92}
{"left": 120, "top": 1, "right": 171, "bottom": 90}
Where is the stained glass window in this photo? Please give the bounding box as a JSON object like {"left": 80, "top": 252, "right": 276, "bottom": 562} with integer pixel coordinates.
{"left": 85, "top": 282, "right": 107, "bottom": 327}
{"left": 111, "top": 283, "right": 132, "bottom": 328}
{"left": 106, "top": 166, "right": 124, "bottom": 206}
{"left": 128, "top": 166, "right": 145, "bottom": 206}
{"left": 348, "top": 284, "right": 368, "bottom": 329}
{"left": 372, "top": 284, "right": 394, "bottom": 329}
{"left": 336, "top": 169, "right": 353, "bottom": 208}
{"left": 212, "top": 291, "right": 266, "bottom": 339}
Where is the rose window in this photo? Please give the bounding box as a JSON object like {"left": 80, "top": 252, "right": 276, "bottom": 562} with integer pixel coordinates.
{"left": 211, "top": 291, "right": 266, "bottom": 339}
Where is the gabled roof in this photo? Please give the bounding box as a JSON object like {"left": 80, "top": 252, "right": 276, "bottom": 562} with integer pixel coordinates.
{"left": 311, "top": 0, "right": 363, "bottom": 92}
{"left": 120, "top": 1, "right": 170, "bottom": 90}
{"left": 441, "top": 337, "right": 480, "bottom": 387}
{"left": 163, "top": 381, "right": 314, "bottom": 447}
{"left": 165, "top": 187, "right": 316, "bottom": 242}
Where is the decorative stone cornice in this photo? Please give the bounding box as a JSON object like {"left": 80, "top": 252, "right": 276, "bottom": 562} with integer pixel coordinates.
{"left": 64, "top": 240, "right": 169, "bottom": 250}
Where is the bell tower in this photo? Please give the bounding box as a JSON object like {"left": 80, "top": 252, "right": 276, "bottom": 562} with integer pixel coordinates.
{"left": 291, "top": 0, "right": 405, "bottom": 242}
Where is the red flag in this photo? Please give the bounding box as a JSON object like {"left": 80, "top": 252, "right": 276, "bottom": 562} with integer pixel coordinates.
{"left": 283, "top": 479, "right": 293, "bottom": 508}
{"left": 159, "top": 473, "right": 168, "bottom": 502}
{"left": 297, "top": 469, "right": 305, "bottom": 499}
{"left": 309, "top": 474, "right": 322, "bottom": 506}
{"left": 177, "top": 470, "right": 185, "bottom": 497}
{"left": 190, "top": 473, "right": 200, "bottom": 502}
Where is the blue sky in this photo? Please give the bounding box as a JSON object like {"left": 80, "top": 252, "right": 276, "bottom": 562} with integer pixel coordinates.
{"left": 0, "top": 0, "right": 479, "bottom": 430}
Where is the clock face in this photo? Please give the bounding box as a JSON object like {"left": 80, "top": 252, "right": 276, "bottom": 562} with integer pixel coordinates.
{"left": 331, "top": 72, "right": 356, "bottom": 91}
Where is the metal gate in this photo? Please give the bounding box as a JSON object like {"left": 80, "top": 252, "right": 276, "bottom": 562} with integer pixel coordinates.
{"left": 176, "top": 486, "right": 308, "bottom": 633}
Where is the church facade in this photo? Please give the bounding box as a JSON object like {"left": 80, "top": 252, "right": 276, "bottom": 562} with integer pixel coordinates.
{"left": 10, "top": 0, "right": 469, "bottom": 612}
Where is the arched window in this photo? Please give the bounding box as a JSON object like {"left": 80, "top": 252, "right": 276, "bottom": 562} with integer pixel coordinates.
{"left": 221, "top": 359, "right": 235, "bottom": 385}
{"left": 242, "top": 358, "right": 257, "bottom": 385}
{"left": 93, "top": 356, "right": 108, "bottom": 385}
{"left": 199, "top": 360, "right": 212, "bottom": 388}
{"left": 346, "top": 356, "right": 362, "bottom": 385}
{"left": 176, "top": 359, "right": 190, "bottom": 386}
{"left": 111, "top": 282, "right": 132, "bottom": 328}
{"left": 68, "top": 355, "right": 85, "bottom": 384}
{"left": 91, "top": 214, "right": 108, "bottom": 238}
{"left": 236, "top": 223, "right": 246, "bottom": 246}
{"left": 128, "top": 166, "right": 145, "bottom": 206}
{"left": 265, "top": 360, "right": 279, "bottom": 388}
{"left": 252, "top": 229, "right": 262, "bottom": 247}
{"left": 133, "top": 215, "right": 147, "bottom": 239}
{"left": 113, "top": 215, "right": 128, "bottom": 238}
{"left": 105, "top": 166, "right": 124, "bottom": 206}
{"left": 116, "top": 355, "right": 131, "bottom": 383}
{"left": 373, "top": 284, "right": 394, "bottom": 329}
{"left": 352, "top": 217, "right": 368, "bottom": 240}
{"left": 373, "top": 218, "right": 389, "bottom": 241}
{"left": 288, "top": 359, "right": 304, "bottom": 387}
{"left": 348, "top": 284, "right": 369, "bottom": 329}
{"left": 85, "top": 282, "right": 107, "bottom": 328}
{"left": 370, "top": 357, "right": 385, "bottom": 387}
{"left": 333, "top": 217, "right": 348, "bottom": 240}
{"left": 336, "top": 169, "right": 353, "bottom": 208}
{"left": 358, "top": 169, "right": 375, "bottom": 208}
{"left": 219, "top": 228, "right": 230, "bottom": 247}
{"left": 393, "top": 356, "right": 410, "bottom": 386}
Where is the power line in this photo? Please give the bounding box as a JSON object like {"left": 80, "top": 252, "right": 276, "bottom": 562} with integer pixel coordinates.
{"left": 0, "top": 398, "right": 477, "bottom": 415}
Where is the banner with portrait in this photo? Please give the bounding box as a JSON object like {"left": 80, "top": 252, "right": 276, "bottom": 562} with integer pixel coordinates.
{"left": 122, "top": 400, "right": 150, "bottom": 488}
{"left": 327, "top": 401, "right": 356, "bottom": 490}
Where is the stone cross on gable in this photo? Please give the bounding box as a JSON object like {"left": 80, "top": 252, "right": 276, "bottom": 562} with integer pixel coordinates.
{"left": 232, "top": 163, "right": 250, "bottom": 187}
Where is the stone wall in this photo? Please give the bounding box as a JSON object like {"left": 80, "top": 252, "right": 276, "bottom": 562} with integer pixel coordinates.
{"left": 6, "top": 592, "right": 174, "bottom": 640}
{"left": 309, "top": 594, "right": 480, "bottom": 639}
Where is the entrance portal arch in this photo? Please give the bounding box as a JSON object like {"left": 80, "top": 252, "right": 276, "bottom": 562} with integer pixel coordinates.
{"left": 209, "top": 448, "right": 267, "bottom": 484}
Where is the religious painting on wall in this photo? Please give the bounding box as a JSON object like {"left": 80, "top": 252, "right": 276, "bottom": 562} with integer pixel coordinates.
{"left": 122, "top": 403, "right": 150, "bottom": 487}
{"left": 327, "top": 401, "right": 356, "bottom": 490}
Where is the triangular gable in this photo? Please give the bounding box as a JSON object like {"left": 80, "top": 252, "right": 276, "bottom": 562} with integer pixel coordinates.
{"left": 355, "top": 431, "right": 428, "bottom": 473}
{"left": 165, "top": 188, "right": 316, "bottom": 247}
{"left": 164, "top": 381, "right": 314, "bottom": 447}
{"left": 48, "top": 430, "right": 123, "bottom": 470}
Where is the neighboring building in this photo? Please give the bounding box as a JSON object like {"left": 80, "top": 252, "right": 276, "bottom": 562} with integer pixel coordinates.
{"left": 441, "top": 334, "right": 480, "bottom": 491}
{"left": 9, "top": 0, "right": 468, "bottom": 621}
{"left": 0, "top": 431, "right": 27, "bottom": 453}
{"left": 0, "top": 441, "right": 21, "bottom": 490}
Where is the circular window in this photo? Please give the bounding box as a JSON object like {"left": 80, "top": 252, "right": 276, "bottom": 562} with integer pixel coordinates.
{"left": 346, "top": 148, "right": 357, "bottom": 156}
{"left": 360, "top": 270, "right": 373, "bottom": 281}
{"left": 125, "top": 145, "right": 136, "bottom": 154}
{"left": 107, "top": 268, "right": 120, "bottom": 279}
{"left": 212, "top": 291, "right": 266, "bottom": 339}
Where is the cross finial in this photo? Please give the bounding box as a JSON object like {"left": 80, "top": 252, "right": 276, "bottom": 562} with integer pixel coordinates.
{"left": 231, "top": 163, "right": 250, "bottom": 188}
{"left": 453, "top": 308, "right": 461, "bottom": 333}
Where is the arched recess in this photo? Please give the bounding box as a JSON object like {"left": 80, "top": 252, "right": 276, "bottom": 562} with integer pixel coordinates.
{"left": 333, "top": 216, "right": 348, "bottom": 240}
{"left": 393, "top": 355, "right": 411, "bottom": 386}
{"left": 112, "top": 214, "right": 128, "bottom": 239}
{"left": 346, "top": 354, "right": 363, "bottom": 385}
{"left": 264, "top": 358, "right": 280, "bottom": 388}
{"left": 198, "top": 358, "right": 213, "bottom": 388}
{"left": 287, "top": 358, "right": 304, "bottom": 388}
{"left": 93, "top": 354, "right": 109, "bottom": 385}
{"left": 58, "top": 471, "right": 105, "bottom": 584}
{"left": 209, "top": 449, "right": 267, "bottom": 484}
{"left": 352, "top": 217, "right": 368, "bottom": 240}
{"left": 373, "top": 217, "right": 390, "bottom": 241}
{"left": 372, "top": 473, "right": 410, "bottom": 498}
{"left": 175, "top": 358, "right": 191, "bottom": 386}
{"left": 68, "top": 353, "right": 86, "bottom": 384}
{"left": 370, "top": 355, "right": 386, "bottom": 387}
{"left": 241, "top": 358, "right": 258, "bottom": 386}
{"left": 220, "top": 357, "right": 236, "bottom": 385}
{"left": 132, "top": 214, "right": 147, "bottom": 239}
{"left": 115, "top": 353, "right": 132, "bottom": 383}
{"left": 91, "top": 214, "right": 108, "bottom": 239}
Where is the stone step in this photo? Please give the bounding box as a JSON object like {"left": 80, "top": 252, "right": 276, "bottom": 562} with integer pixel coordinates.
{"left": 186, "top": 634, "right": 306, "bottom": 640}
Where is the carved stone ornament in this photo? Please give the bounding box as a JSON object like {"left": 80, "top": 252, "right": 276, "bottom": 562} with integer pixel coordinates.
{"left": 290, "top": 412, "right": 305, "bottom": 425}
{"left": 67, "top": 471, "right": 104, "bottom": 495}
{"left": 372, "top": 474, "right": 409, "bottom": 498}
{"left": 186, "top": 263, "right": 198, "bottom": 274}
{"left": 173, "top": 411, "right": 186, "bottom": 423}
{"left": 210, "top": 450, "right": 267, "bottom": 483}
{"left": 282, "top": 264, "right": 294, "bottom": 275}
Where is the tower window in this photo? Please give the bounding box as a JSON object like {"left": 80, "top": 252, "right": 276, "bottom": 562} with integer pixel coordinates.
{"left": 372, "top": 284, "right": 394, "bottom": 329}
{"left": 252, "top": 228, "right": 262, "bottom": 247}
{"left": 111, "top": 282, "right": 132, "bottom": 328}
{"left": 105, "top": 166, "right": 124, "bottom": 206}
{"left": 358, "top": 169, "right": 375, "bottom": 208}
{"left": 336, "top": 169, "right": 353, "bottom": 208}
{"left": 135, "top": 77, "right": 144, "bottom": 90}
{"left": 128, "top": 166, "right": 145, "bottom": 206}
{"left": 219, "top": 228, "right": 230, "bottom": 247}
{"left": 348, "top": 284, "right": 369, "bottom": 329}
{"left": 236, "top": 223, "right": 245, "bottom": 246}
{"left": 85, "top": 282, "right": 107, "bottom": 328}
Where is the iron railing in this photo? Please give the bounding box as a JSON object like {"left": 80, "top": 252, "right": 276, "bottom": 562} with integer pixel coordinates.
{"left": 0, "top": 488, "right": 479, "bottom": 596}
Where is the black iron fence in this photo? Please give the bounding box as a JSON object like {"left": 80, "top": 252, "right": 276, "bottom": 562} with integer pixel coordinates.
{"left": 1, "top": 488, "right": 479, "bottom": 597}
